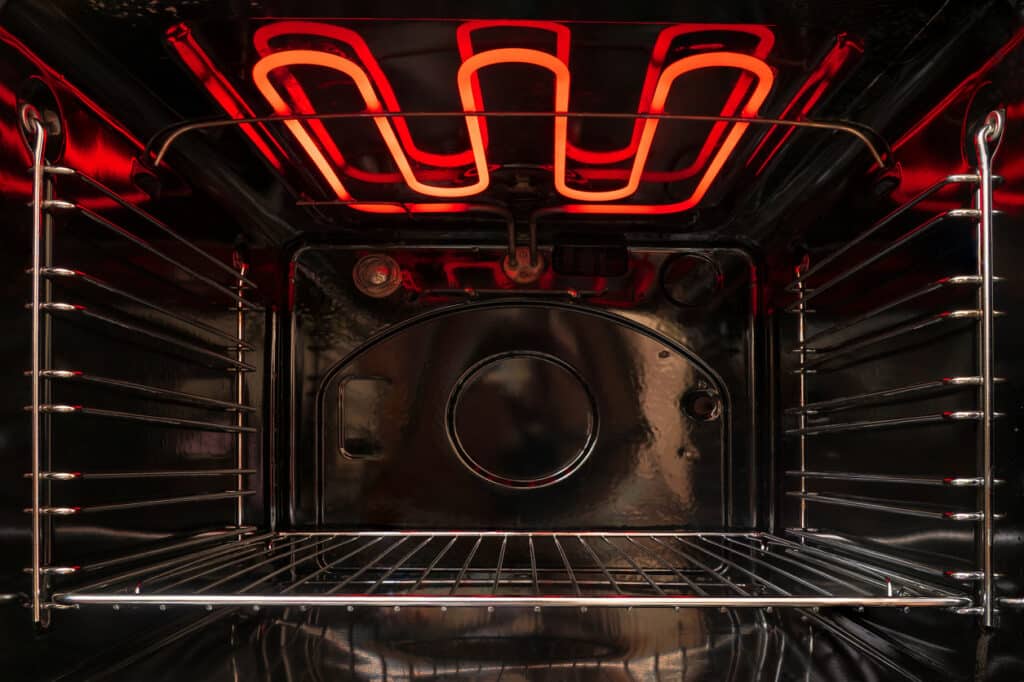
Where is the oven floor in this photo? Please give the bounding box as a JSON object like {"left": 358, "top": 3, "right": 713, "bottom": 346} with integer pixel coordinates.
{"left": 53, "top": 531, "right": 968, "bottom": 610}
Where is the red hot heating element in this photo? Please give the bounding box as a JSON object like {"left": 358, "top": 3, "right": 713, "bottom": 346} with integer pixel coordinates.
{"left": 166, "top": 21, "right": 835, "bottom": 215}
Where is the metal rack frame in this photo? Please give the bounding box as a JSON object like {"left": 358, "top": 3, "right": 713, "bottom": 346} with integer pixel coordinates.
{"left": 52, "top": 531, "right": 969, "bottom": 609}
{"left": 23, "top": 113, "right": 259, "bottom": 625}
{"left": 784, "top": 110, "right": 1005, "bottom": 625}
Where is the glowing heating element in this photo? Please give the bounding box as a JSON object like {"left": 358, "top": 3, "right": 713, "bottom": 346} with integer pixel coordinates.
{"left": 457, "top": 48, "right": 571, "bottom": 197}
{"left": 557, "top": 53, "right": 774, "bottom": 214}
{"left": 253, "top": 21, "right": 476, "bottom": 173}
{"left": 252, "top": 49, "right": 490, "bottom": 199}
{"left": 244, "top": 23, "right": 775, "bottom": 213}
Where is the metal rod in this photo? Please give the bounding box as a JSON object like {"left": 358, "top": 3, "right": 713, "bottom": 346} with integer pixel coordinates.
{"left": 798, "top": 276, "right": 983, "bottom": 349}
{"left": 785, "top": 209, "right": 980, "bottom": 311}
{"left": 722, "top": 536, "right": 866, "bottom": 595}
{"left": 576, "top": 536, "right": 622, "bottom": 594}
{"left": 975, "top": 109, "right": 1003, "bottom": 627}
{"left": 152, "top": 536, "right": 312, "bottom": 593}
{"left": 34, "top": 404, "right": 256, "bottom": 433}
{"left": 327, "top": 537, "right": 411, "bottom": 594}
{"left": 786, "top": 411, "right": 982, "bottom": 436}
{"left": 28, "top": 115, "right": 47, "bottom": 626}
{"left": 33, "top": 490, "right": 254, "bottom": 515}
{"left": 492, "top": 534, "right": 508, "bottom": 593}
{"left": 37, "top": 303, "right": 254, "bottom": 371}
{"left": 802, "top": 310, "right": 983, "bottom": 369}
{"left": 44, "top": 166, "right": 258, "bottom": 290}
{"left": 623, "top": 536, "right": 707, "bottom": 596}
{"left": 785, "top": 377, "right": 983, "bottom": 415}
{"left": 762, "top": 534, "right": 962, "bottom": 597}
{"left": 450, "top": 536, "right": 482, "bottom": 595}
{"left": 234, "top": 257, "right": 247, "bottom": 529}
{"left": 275, "top": 530, "right": 757, "bottom": 537}
{"left": 75, "top": 527, "right": 257, "bottom": 573}
{"left": 36, "top": 370, "right": 255, "bottom": 412}
{"left": 552, "top": 536, "right": 581, "bottom": 596}
{"left": 727, "top": 536, "right": 873, "bottom": 595}
{"left": 58, "top": 593, "right": 968, "bottom": 608}
{"left": 420, "top": 288, "right": 603, "bottom": 300}
{"left": 784, "top": 175, "right": 980, "bottom": 293}
{"left": 411, "top": 536, "right": 458, "bottom": 592}
{"left": 676, "top": 537, "right": 791, "bottom": 596}
{"left": 367, "top": 536, "right": 435, "bottom": 595}
{"left": 783, "top": 471, "right": 984, "bottom": 487}
{"left": 37, "top": 469, "right": 256, "bottom": 480}
{"left": 528, "top": 535, "right": 539, "bottom": 595}
{"left": 601, "top": 536, "right": 665, "bottom": 594}
{"left": 785, "top": 530, "right": 955, "bottom": 581}
{"left": 697, "top": 536, "right": 831, "bottom": 596}
{"left": 218, "top": 536, "right": 358, "bottom": 594}
{"left": 256, "top": 537, "right": 362, "bottom": 592}
{"left": 796, "top": 263, "right": 808, "bottom": 529}
{"left": 281, "top": 537, "right": 384, "bottom": 593}
{"left": 37, "top": 267, "right": 253, "bottom": 350}
{"left": 65, "top": 531, "right": 272, "bottom": 593}
{"left": 148, "top": 111, "right": 890, "bottom": 169}
{"left": 49, "top": 203, "right": 261, "bottom": 311}
{"left": 787, "top": 492, "right": 978, "bottom": 520}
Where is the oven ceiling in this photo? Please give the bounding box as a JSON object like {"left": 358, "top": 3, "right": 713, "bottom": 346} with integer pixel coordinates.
{"left": 2, "top": 0, "right": 1015, "bottom": 238}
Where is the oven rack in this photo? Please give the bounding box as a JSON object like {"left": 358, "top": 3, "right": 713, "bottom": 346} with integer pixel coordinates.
{"left": 783, "top": 110, "right": 1005, "bottom": 625}
{"left": 24, "top": 114, "right": 259, "bottom": 625}
{"left": 51, "top": 530, "right": 969, "bottom": 609}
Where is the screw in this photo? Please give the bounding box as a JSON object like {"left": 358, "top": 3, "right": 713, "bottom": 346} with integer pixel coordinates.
{"left": 533, "top": 606, "right": 541, "bottom": 613}
{"left": 580, "top": 606, "right": 588, "bottom": 614}
{"left": 205, "top": 605, "right": 213, "bottom": 612}
{"left": 393, "top": 605, "right": 401, "bottom": 612}
{"left": 487, "top": 606, "right": 494, "bottom": 613}
{"left": 112, "top": 604, "right": 120, "bottom": 612}
{"left": 440, "top": 606, "right": 448, "bottom": 612}
{"left": 346, "top": 605, "right": 354, "bottom": 612}
{"left": 159, "top": 604, "right": 166, "bottom": 612}
{"left": 252, "top": 605, "right": 260, "bottom": 612}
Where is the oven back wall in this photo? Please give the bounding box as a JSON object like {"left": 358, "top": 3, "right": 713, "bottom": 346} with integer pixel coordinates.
{"left": 288, "top": 245, "right": 757, "bottom": 530}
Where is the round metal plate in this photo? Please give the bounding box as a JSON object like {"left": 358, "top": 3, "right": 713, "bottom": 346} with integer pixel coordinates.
{"left": 446, "top": 351, "right": 598, "bottom": 489}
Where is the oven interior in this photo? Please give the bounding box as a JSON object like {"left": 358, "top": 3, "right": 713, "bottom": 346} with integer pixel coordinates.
{"left": 1, "top": 2, "right": 1023, "bottom": 680}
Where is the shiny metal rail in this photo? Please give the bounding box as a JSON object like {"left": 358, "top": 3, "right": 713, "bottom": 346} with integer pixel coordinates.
{"left": 784, "top": 174, "right": 982, "bottom": 294}
{"left": 33, "top": 404, "right": 255, "bottom": 433}
{"left": 37, "top": 266, "right": 252, "bottom": 350}
{"left": 785, "top": 530, "right": 963, "bottom": 582}
{"left": 35, "top": 469, "right": 256, "bottom": 481}
{"left": 37, "top": 302, "right": 254, "bottom": 371}
{"left": 797, "top": 275, "right": 984, "bottom": 349}
{"left": 146, "top": 110, "right": 891, "bottom": 169}
{"left": 784, "top": 208, "right": 980, "bottom": 312}
{"left": 43, "top": 201, "right": 261, "bottom": 312}
{"left": 800, "top": 310, "right": 985, "bottom": 370}
{"left": 787, "top": 492, "right": 985, "bottom": 521}
{"left": 422, "top": 287, "right": 605, "bottom": 300}
{"left": 44, "top": 166, "right": 258, "bottom": 290}
{"left": 785, "top": 410, "right": 983, "bottom": 436}
{"left": 784, "top": 471, "right": 987, "bottom": 487}
{"left": 31, "top": 490, "right": 255, "bottom": 516}
{"left": 36, "top": 370, "right": 255, "bottom": 412}
{"left": 52, "top": 531, "right": 969, "bottom": 609}
{"left": 27, "top": 114, "right": 48, "bottom": 625}
{"left": 785, "top": 377, "right": 985, "bottom": 415}
{"left": 975, "top": 110, "right": 1003, "bottom": 627}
